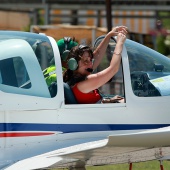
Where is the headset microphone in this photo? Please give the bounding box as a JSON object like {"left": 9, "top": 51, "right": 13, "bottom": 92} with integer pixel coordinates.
{"left": 86, "top": 68, "right": 93, "bottom": 72}
{"left": 85, "top": 59, "right": 94, "bottom": 72}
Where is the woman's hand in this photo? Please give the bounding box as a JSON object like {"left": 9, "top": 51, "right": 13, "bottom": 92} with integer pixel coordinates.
{"left": 102, "top": 95, "right": 124, "bottom": 103}
{"left": 116, "top": 32, "right": 127, "bottom": 45}
{"left": 108, "top": 26, "right": 128, "bottom": 37}
{"left": 110, "top": 95, "right": 124, "bottom": 103}
{"left": 113, "top": 26, "right": 128, "bottom": 35}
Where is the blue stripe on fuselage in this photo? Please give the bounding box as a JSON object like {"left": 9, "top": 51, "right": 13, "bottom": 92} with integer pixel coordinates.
{"left": 0, "top": 123, "right": 170, "bottom": 133}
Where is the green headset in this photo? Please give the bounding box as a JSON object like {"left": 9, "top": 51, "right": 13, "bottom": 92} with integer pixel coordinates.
{"left": 61, "top": 38, "right": 90, "bottom": 71}
{"left": 67, "top": 45, "right": 90, "bottom": 71}
{"left": 61, "top": 37, "right": 72, "bottom": 62}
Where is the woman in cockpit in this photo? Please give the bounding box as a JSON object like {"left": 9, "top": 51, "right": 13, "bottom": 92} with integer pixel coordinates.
{"left": 63, "top": 26, "right": 128, "bottom": 104}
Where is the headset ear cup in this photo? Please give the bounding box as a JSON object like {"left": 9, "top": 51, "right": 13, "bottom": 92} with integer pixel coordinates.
{"left": 61, "top": 50, "right": 70, "bottom": 61}
{"left": 68, "top": 58, "right": 78, "bottom": 71}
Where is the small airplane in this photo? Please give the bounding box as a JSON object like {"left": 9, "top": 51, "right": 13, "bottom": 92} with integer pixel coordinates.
{"left": 0, "top": 30, "right": 170, "bottom": 170}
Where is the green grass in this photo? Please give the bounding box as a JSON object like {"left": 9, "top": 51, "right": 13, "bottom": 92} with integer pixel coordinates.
{"left": 87, "top": 161, "right": 170, "bottom": 170}
{"left": 55, "top": 160, "right": 170, "bottom": 170}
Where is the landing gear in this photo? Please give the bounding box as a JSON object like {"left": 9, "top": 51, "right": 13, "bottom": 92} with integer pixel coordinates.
{"left": 129, "top": 162, "right": 132, "bottom": 170}
{"left": 160, "top": 160, "right": 164, "bottom": 170}
{"left": 68, "top": 162, "right": 86, "bottom": 170}
{"left": 69, "top": 168, "right": 86, "bottom": 170}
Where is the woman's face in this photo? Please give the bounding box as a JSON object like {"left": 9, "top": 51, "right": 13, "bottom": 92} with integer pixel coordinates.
{"left": 77, "top": 51, "right": 93, "bottom": 75}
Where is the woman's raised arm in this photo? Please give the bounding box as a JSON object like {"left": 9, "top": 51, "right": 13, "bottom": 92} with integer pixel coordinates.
{"left": 78, "top": 32, "right": 126, "bottom": 93}
{"left": 93, "top": 26, "right": 128, "bottom": 69}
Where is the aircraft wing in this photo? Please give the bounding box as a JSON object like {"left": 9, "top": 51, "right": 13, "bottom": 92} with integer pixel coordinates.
{"left": 5, "top": 126, "right": 170, "bottom": 170}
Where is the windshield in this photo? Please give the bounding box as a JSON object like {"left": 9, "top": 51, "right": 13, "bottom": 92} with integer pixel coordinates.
{"left": 126, "top": 39, "right": 170, "bottom": 97}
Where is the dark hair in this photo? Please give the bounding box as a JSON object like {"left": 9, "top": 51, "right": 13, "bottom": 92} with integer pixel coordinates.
{"left": 63, "top": 45, "right": 93, "bottom": 86}
{"left": 67, "top": 44, "right": 93, "bottom": 62}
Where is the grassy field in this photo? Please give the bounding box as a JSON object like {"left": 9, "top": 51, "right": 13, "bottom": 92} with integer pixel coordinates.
{"left": 86, "top": 161, "right": 170, "bottom": 170}
{"left": 55, "top": 160, "right": 170, "bottom": 170}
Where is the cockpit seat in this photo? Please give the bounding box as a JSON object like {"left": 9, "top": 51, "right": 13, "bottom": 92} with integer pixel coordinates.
{"left": 64, "top": 83, "right": 77, "bottom": 104}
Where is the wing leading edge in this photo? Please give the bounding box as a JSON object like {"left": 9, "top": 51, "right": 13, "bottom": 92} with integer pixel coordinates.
{"left": 5, "top": 126, "right": 170, "bottom": 170}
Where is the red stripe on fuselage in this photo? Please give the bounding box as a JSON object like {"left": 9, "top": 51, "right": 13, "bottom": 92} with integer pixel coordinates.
{"left": 0, "top": 132, "right": 54, "bottom": 137}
